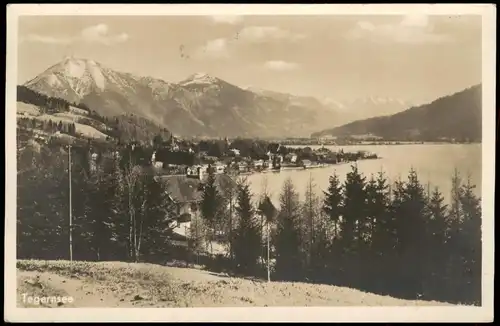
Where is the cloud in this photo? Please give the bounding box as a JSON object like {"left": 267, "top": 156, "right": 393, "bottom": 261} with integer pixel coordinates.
{"left": 345, "top": 15, "right": 453, "bottom": 44}
{"left": 23, "top": 34, "right": 74, "bottom": 45}
{"left": 198, "top": 38, "right": 230, "bottom": 58}
{"left": 22, "top": 23, "right": 129, "bottom": 46}
{"left": 80, "top": 24, "right": 129, "bottom": 45}
{"left": 194, "top": 25, "right": 305, "bottom": 60}
{"left": 238, "top": 26, "right": 306, "bottom": 42}
{"left": 264, "top": 60, "right": 299, "bottom": 71}
{"left": 209, "top": 15, "right": 243, "bottom": 24}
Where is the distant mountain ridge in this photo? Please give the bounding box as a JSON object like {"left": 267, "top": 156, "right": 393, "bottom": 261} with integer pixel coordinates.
{"left": 311, "top": 84, "right": 482, "bottom": 142}
{"left": 23, "top": 57, "right": 412, "bottom": 138}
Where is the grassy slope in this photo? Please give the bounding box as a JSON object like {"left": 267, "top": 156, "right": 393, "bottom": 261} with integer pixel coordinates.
{"left": 17, "top": 260, "right": 456, "bottom": 308}
{"left": 17, "top": 102, "right": 110, "bottom": 140}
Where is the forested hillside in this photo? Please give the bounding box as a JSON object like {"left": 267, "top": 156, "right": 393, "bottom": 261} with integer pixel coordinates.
{"left": 16, "top": 85, "right": 171, "bottom": 145}
{"left": 313, "top": 84, "right": 482, "bottom": 142}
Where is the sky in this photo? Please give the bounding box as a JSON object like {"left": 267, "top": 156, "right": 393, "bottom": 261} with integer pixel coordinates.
{"left": 17, "top": 14, "right": 482, "bottom": 104}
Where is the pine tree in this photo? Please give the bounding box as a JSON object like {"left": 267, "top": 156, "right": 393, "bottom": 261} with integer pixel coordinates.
{"left": 232, "top": 180, "right": 262, "bottom": 275}
{"left": 257, "top": 194, "right": 277, "bottom": 282}
{"left": 322, "top": 171, "right": 342, "bottom": 239}
{"left": 395, "top": 169, "right": 429, "bottom": 295}
{"left": 424, "top": 186, "right": 449, "bottom": 297}
{"left": 427, "top": 187, "right": 449, "bottom": 247}
{"left": 458, "top": 176, "right": 482, "bottom": 304}
{"left": 187, "top": 211, "right": 207, "bottom": 266}
{"left": 370, "top": 171, "right": 395, "bottom": 253}
{"left": 139, "top": 174, "right": 178, "bottom": 261}
{"left": 17, "top": 145, "right": 69, "bottom": 259}
{"left": 341, "top": 164, "right": 367, "bottom": 252}
{"left": 200, "top": 169, "right": 223, "bottom": 256}
{"left": 364, "top": 175, "right": 378, "bottom": 247}
{"left": 274, "top": 178, "right": 304, "bottom": 281}
{"left": 85, "top": 162, "right": 114, "bottom": 260}
{"left": 449, "top": 168, "right": 463, "bottom": 233}
{"left": 220, "top": 176, "right": 238, "bottom": 262}
{"left": 302, "top": 174, "right": 321, "bottom": 278}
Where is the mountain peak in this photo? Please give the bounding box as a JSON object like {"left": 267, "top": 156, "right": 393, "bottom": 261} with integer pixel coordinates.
{"left": 24, "top": 57, "right": 108, "bottom": 100}
{"left": 180, "top": 72, "right": 220, "bottom": 86}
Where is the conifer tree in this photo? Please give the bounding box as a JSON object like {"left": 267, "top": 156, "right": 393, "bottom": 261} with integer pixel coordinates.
{"left": 187, "top": 211, "right": 207, "bottom": 266}
{"left": 341, "top": 164, "right": 367, "bottom": 251}
{"left": 17, "top": 145, "right": 69, "bottom": 259}
{"left": 84, "top": 161, "right": 114, "bottom": 261}
{"left": 427, "top": 187, "right": 449, "bottom": 247}
{"left": 458, "top": 176, "right": 482, "bottom": 304}
{"left": 364, "top": 175, "right": 378, "bottom": 247}
{"left": 424, "top": 186, "right": 449, "bottom": 295}
{"left": 322, "top": 171, "right": 342, "bottom": 239}
{"left": 233, "top": 180, "right": 262, "bottom": 274}
{"left": 220, "top": 176, "right": 238, "bottom": 262}
{"left": 200, "top": 169, "right": 223, "bottom": 256}
{"left": 302, "top": 174, "right": 321, "bottom": 277}
{"left": 395, "top": 169, "right": 429, "bottom": 294}
{"left": 258, "top": 194, "right": 277, "bottom": 282}
{"left": 274, "top": 178, "right": 303, "bottom": 281}
{"left": 139, "top": 174, "right": 178, "bottom": 261}
{"left": 370, "top": 171, "right": 395, "bottom": 253}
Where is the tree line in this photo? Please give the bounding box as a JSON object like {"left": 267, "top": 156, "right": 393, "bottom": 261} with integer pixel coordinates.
{"left": 17, "top": 85, "right": 90, "bottom": 114}
{"left": 17, "top": 141, "right": 481, "bottom": 306}
{"left": 191, "top": 165, "right": 481, "bottom": 306}
{"left": 17, "top": 143, "right": 178, "bottom": 263}
{"left": 18, "top": 117, "right": 77, "bottom": 136}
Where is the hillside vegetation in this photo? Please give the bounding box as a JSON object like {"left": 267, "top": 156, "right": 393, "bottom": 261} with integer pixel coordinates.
{"left": 313, "top": 84, "right": 482, "bottom": 142}
{"left": 16, "top": 85, "right": 171, "bottom": 145}
{"left": 17, "top": 260, "right": 454, "bottom": 307}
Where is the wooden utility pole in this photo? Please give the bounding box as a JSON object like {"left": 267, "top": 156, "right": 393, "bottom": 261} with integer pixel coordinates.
{"left": 68, "top": 144, "right": 73, "bottom": 262}
{"left": 267, "top": 221, "right": 270, "bottom": 283}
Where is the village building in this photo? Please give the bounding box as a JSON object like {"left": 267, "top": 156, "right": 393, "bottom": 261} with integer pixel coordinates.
{"left": 229, "top": 148, "right": 240, "bottom": 156}
{"left": 238, "top": 161, "right": 249, "bottom": 172}
{"left": 253, "top": 159, "right": 264, "bottom": 168}
{"left": 301, "top": 159, "right": 313, "bottom": 168}
{"left": 168, "top": 134, "right": 180, "bottom": 152}
{"left": 153, "top": 161, "right": 164, "bottom": 169}
{"left": 89, "top": 152, "right": 99, "bottom": 172}
{"left": 155, "top": 169, "right": 237, "bottom": 247}
{"left": 214, "top": 162, "right": 226, "bottom": 174}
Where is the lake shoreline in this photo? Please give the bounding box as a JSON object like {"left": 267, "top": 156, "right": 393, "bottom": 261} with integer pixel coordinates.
{"left": 245, "top": 143, "right": 481, "bottom": 206}
{"left": 286, "top": 142, "right": 481, "bottom": 147}
{"left": 237, "top": 158, "right": 382, "bottom": 177}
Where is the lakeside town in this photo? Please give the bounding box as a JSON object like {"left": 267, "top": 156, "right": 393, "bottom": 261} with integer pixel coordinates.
{"left": 129, "top": 134, "right": 380, "bottom": 178}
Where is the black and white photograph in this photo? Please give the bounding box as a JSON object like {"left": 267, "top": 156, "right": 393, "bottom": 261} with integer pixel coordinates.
{"left": 4, "top": 4, "right": 495, "bottom": 323}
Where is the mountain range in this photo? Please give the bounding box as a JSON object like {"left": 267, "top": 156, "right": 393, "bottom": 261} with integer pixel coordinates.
{"left": 23, "top": 57, "right": 411, "bottom": 138}
{"left": 312, "top": 84, "right": 482, "bottom": 142}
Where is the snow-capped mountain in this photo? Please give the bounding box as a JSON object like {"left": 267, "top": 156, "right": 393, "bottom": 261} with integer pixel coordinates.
{"left": 179, "top": 73, "right": 221, "bottom": 87}
{"left": 22, "top": 57, "right": 411, "bottom": 138}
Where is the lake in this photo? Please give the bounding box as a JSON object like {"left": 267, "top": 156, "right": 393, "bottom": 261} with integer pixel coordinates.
{"left": 246, "top": 144, "right": 482, "bottom": 207}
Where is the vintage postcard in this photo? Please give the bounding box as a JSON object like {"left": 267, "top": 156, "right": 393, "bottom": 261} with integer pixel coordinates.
{"left": 5, "top": 3, "right": 495, "bottom": 323}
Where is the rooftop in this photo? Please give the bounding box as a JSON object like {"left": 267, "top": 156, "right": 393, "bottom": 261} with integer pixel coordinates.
{"left": 157, "top": 173, "right": 237, "bottom": 203}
